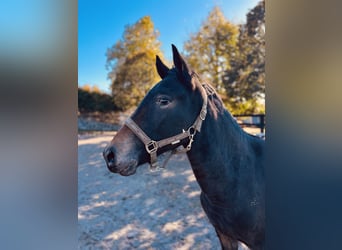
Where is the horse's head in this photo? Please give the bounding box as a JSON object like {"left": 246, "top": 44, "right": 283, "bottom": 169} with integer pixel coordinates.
{"left": 103, "top": 45, "right": 206, "bottom": 176}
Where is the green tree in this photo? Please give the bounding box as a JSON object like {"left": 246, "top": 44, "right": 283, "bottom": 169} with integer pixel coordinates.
{"left": 223, "top": 0, "right": 265, "bottom": 114}
{"left": 184, "top": 7, "right": 239, "bottom": 94}
{"left": 106, "top": 16, "right": 165, "bottom": 110}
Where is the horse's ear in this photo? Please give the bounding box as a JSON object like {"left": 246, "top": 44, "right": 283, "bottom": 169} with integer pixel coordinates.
{"left": 156, "top": 55, "right": 169, "bottom": 79}
{"left": 172, "top": 44, "right": 190, "bottom": 74}
{"left": 171, "top": 44, "right": 194, "bottom": 90}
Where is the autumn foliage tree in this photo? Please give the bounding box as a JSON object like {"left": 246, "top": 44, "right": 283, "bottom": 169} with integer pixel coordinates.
{"left": 183, "top": 2, "right": 265, "bottom": 114}
{"left": 184, "top": 7, "right": 239, "bottom": 94}
{"left": 223, "top": 1, "right": 265, "bottom": 114}
{"left": 78, "top": 85, "right": 117, "bottom": 113}
{"left": 106, "top": 16, "right": 165, "bottom": 111}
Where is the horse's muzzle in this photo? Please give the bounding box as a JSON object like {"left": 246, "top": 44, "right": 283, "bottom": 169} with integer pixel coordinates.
{"left": 103, "top": 146, "right": 138, "bottom": 176}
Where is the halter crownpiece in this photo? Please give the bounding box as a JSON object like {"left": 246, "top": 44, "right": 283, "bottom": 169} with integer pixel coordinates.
{"left": 125, "top": 83, "right": 211, "bottom": 171}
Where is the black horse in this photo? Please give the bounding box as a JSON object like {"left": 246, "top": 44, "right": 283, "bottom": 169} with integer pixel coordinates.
{"left": 103, "top": 45, "right": 265, "bottom": 250}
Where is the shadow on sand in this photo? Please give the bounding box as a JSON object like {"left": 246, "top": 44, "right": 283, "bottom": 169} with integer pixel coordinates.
{"left": 78, "top": 134, "right": 221, "bottom": 249}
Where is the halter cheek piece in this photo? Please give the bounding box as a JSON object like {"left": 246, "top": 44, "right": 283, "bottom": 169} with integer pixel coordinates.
{"left": 125, "top": 83, "right": 213, "bottom": 171}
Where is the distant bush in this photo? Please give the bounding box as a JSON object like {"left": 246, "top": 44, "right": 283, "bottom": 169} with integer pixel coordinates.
{"left": 78, "top": 85, "right": 118, "bottom": 113}
{"left": 226, "top": 99, "right": 265, "bottom": 116}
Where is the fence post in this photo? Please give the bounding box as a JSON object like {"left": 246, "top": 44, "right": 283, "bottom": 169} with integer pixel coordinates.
{"left": 259, "top": 114, "right": 265, "bottom": 133}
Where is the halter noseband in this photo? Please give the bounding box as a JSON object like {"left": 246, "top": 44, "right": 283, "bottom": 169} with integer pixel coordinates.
{"left": 125, "top": 83, "right": 211, "bottom": 171}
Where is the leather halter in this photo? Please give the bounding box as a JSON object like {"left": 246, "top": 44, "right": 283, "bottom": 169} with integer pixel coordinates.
{"left": 125, "top": 83, "right": 212, "bottom": 171}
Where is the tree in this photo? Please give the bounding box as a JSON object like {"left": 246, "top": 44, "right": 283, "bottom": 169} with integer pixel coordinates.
{"left": 78, "top": 85, "right": 117, "bottom": 113}
{"left": 106, "top": 16, "right": 166, "bottom": 110}
{"left": 184, "top": 7, "right": 239, "bottom": 94}
{"left": 223, "top": 0, "right": 265, "bottom": 114}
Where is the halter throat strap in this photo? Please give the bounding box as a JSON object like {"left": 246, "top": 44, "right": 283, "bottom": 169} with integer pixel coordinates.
{"left": 125, "top": 84, "right": 209, "bottom": 171}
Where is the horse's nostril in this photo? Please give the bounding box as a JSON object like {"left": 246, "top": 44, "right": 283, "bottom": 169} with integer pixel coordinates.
{"left": 107, "top": 151, "right": 115, "bottom": 163}
{"left": 104, "top": 147, "right": 115, "bottom": 164}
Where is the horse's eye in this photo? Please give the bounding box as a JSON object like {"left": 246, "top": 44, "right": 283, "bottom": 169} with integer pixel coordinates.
{"left": 156, "top": 97, "right": 171, "bottom": 106}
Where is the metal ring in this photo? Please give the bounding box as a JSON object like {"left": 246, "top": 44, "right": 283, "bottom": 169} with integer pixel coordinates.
{"left": 187, "top": 126, "right": 196, "bottom": 136}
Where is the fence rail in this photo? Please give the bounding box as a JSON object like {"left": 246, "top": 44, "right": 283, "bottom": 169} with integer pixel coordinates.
{"left": 233, "top": 114, "right": 265, "bottom": 134}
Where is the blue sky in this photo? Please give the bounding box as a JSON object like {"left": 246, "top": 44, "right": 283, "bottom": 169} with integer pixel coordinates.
{"left": 78, "top": 0, "right": 260, "bottom": 93}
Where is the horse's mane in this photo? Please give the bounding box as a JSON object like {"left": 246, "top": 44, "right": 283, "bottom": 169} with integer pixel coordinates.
{"left": 192, "top": 73, "right": 245, "bottom": 136}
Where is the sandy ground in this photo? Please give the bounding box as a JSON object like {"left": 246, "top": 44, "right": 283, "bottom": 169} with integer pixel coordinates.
{"left": 78, "top": 133, "right": 249, "bottom": 249}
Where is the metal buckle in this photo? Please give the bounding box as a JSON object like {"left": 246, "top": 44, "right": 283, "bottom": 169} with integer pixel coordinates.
{"left": 200, "top": 109, "right": 207, "bottom": 120}
{"left": 145, "top": 140, "right": 158, "bottom": 154}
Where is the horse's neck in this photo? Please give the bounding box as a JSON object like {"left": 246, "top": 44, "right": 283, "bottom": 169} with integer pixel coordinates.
{"left": 186, "top": 107, "right": 249, "bottom": 201}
